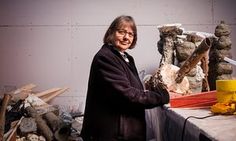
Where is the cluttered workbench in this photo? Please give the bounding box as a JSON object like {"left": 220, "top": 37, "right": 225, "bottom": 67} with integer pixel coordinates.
{"left": 146, "top": 82, "right": 236, "bottom": 141}
{"left": 144, "top": 21, "right": 236, "bottom": 141}
{"left": 148, "top": 106, "right": 236, "bottom": 141}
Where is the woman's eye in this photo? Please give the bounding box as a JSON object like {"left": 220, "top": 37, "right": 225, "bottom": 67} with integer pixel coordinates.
{"left": 128, "top": 32, "right": 134, "bottom": 37}
{"left": 119, "top": 30, "right": 125, "bottom": 35}
{"left": 117, "top": 30, "right": 134, "bottom": 37}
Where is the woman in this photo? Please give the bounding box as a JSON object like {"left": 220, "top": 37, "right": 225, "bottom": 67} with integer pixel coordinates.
{"left": 80, "top": 15, "right": 169, "bottom": 141}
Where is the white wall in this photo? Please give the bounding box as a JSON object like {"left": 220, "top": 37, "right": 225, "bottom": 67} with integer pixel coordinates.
{"left": 0, "top": 0, "right": 236, "bottom": 112}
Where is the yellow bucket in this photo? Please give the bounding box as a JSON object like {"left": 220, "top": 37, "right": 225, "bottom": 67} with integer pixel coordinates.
{"left": 216, "top": 80, "right": 236, "bottom": 103}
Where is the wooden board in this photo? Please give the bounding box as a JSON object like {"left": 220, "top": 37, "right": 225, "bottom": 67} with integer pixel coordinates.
{"left": 170, "top": 90, "right": 217, "bottom": 108}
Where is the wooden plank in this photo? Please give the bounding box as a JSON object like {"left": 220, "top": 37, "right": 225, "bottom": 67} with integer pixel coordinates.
{"left": 41, "top": 87, "right": 69, "bottom": 103}
{"left": 12, "top": 83, "right": 36, "bottom": 94}
{"left": 0, "top": 94, "right": 12, "bottom": 140}
{"left": 34, "top": 88, "right": 62, "bottom": 98}
{"left": 5, "top": 117, "right": 24, "bottom": 141}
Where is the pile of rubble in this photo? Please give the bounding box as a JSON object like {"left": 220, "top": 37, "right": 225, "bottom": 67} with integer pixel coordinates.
{"left": 0, "top": 84, "right": 83, "bottom": 141}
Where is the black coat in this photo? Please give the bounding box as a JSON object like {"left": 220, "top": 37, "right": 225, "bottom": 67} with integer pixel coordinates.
{"left": 81, "top": 44, "right": 167, "bottom": 141}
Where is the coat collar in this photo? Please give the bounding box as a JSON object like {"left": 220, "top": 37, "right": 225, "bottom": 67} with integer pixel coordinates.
{"left": 103, "top": 44, "right": 143, "bottom": 88}
{"left": 103, "top": 44, "right": 140, "bottom": 78}
{"left": 104, "top": 43, "right": 134, "bottom": 63}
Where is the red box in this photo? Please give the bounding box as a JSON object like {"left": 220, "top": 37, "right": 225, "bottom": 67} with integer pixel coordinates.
{"left": 170, "top": 90, "right": 217, "bottom": 108}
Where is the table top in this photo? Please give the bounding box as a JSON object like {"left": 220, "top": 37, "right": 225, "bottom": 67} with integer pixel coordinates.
{"left": 168, "top": 107, "right": 236, "bottom": 141}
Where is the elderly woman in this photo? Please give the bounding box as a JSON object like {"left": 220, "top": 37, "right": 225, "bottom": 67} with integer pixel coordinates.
{"left": 80, "top": 15, "right": 169, "bottom": 141}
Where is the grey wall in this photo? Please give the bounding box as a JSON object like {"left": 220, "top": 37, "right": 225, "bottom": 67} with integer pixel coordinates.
{"left": 0, "top": 0, "right": 236, "bottom": 112}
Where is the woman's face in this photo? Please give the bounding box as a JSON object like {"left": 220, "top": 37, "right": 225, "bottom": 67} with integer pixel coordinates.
{"left": 114, "top": 24, "right": 134, "bottom": 52}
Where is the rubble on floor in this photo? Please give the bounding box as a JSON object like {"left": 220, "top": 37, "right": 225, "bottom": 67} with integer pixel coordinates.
{"left": 0, "top": 84, "right": 84, "bottom": 141}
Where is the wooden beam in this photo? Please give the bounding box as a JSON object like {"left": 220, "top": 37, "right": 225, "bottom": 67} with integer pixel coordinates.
{"left": 0, "top": 94, "right": 12, "bottom": 140}
{"left": 34, "top": 88, "right": 62, "bottom": 98}
{"left": 175, "top": 38, "right": 212, "bottom": 83}
{"left": 41, "top": 87, "right": 69, "bottom": 103}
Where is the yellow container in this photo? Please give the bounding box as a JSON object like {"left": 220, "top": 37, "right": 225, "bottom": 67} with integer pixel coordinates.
{"left": 216, "top": 80, "right": 236, "bottom": 103}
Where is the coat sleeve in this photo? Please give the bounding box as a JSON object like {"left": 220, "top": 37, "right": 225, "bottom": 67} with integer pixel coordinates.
{"left": 95, "top": 54, "right": 169, "bottom": 109}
